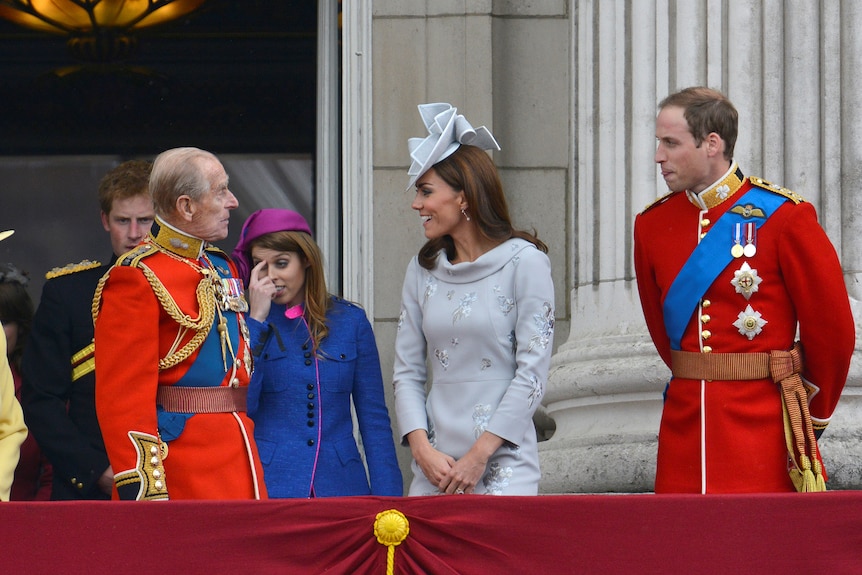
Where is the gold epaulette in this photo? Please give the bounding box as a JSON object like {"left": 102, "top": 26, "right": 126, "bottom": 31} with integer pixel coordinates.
{"left": 45, "top": 259, "right": 101, "bottom": 280}
{"left": 749, "top": 176, "right": 806, "bottom": 204}
{"left": 117, "top": 244, "right": 160, "bottom": 268}
{"left": 640, "top": 191, "right": 675, "bottom": 214}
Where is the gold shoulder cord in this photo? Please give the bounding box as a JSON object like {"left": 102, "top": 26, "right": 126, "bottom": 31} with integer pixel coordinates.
{"left": 92, "top": 263, "right": 217, "bottom": 371}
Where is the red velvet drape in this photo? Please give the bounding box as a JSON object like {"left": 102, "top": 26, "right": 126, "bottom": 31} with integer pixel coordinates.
{"left": 3, "top": 493, "right": 861, "bottom": 574}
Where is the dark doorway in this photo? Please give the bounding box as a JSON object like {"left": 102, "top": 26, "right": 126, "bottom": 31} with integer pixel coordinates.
{"left": 0, "top": 0, "right": 320, "bottom": 298}
{"left": 0, "top": 0, "right": 317, "bottom": 155}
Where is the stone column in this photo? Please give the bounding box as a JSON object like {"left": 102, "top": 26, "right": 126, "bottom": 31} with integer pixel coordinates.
{"left": 823, "top": 0, "right": 862, "bottom": 489}
{"left": 540, "top": 0, "right": 862, "bottom": 493}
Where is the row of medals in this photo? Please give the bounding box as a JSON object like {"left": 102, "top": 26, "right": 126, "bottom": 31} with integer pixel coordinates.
{"left": 731, "top": 221, "right": 756, "bottom": 258}
{"left": 728, "top": 221, "right": 763, "bottom": 338}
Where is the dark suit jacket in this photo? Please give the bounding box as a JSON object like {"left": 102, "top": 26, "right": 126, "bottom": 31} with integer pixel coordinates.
{"left": 21, "top": 260, "right": 113, "bottom": 500}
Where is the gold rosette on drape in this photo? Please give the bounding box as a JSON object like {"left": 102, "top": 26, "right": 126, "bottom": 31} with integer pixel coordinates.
{"left": 374, "top": 509, "right": 409, "bottom": 575}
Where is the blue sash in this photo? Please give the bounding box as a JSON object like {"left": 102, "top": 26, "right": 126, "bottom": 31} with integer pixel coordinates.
{"left": 158, "top": 252, "right": 244, "bottom": 441}
{"left": 663, "top": 186, "right": 788, "bottom": 350}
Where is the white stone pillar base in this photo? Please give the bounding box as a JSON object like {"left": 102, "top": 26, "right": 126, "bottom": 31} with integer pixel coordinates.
{"left": 538, "top": 280, "right": 668, "bottom": 493}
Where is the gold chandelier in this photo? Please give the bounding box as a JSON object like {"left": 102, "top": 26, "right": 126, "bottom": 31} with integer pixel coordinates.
{"left": 0, "top": 0, "right": 206, "bottom": 61}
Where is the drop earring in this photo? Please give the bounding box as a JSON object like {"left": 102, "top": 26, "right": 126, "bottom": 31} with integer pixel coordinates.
{"left": 461, "top": 208, "right": 471, "bottom": 221}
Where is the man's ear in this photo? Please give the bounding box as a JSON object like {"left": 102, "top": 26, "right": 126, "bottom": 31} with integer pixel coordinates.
{"left": 705, "top": 132, "right": 725, "bottom": 158}
{"left": 100, "top": 211, "right": 111, "bottom": 232}
{"left": 175, "top": 195, "right": 195, "bottom": 222}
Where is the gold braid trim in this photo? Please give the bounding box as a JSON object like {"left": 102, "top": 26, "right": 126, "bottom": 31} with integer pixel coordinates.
{"left": 91, "top": 270, "right": 111, "bottom": 325}
{"left": 138, "top": 264, "right": 216, "bottom": 371}
{"left": 114, "top": 431, "right": 169, "bottom": 500}
{"left": 91, "top": 262, "right": 217, "bottom": 372}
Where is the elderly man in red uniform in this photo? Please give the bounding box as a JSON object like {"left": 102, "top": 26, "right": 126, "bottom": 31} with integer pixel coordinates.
{"left": 634, "top": 87, "right": 855, "bottom": 493}
{"left": 94, "top": 147, "right": 266, "bottom": 500}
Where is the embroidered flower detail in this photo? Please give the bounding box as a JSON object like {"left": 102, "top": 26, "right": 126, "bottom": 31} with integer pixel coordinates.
{"left": 528, "top": 375, "right": 543, "bottom": 407}
{"left": 528, "top": 302, "right": 555, "bottom": 351}
{"left": 447, "top": 290, "right": 455, "bottom": 300}
{"left": 452, "top": 292, "right": 477, "bottom": 323}
{"left": 473, "top": 404, "right": 492, "bottom": 438}
{"left": 715, "top": 184, "right": 730, "bottom": 199}
{"left": 423, "top": 275, "right": 437, "bottom": 303}
{"left": 512, "top": 255, "right": 520, "bottom": 267}
{"left": 169, "top": 237, "right": 190, "bottom": 250}
{"left": 427, "top": 421, "right": 438, "bottom": 448}
{"left": 451, "top": 337, "right": 459, "bottom": 347}
{"left": 397, "top": 309, "right": 406, "bottom": 331}
{"left": 731, "top": 262, "right": 762, "bottom": 300}
{"left": 483, "top": 462, "right": 513, "bottom": 495}
{"left": 434, "top": 348, "right": 449, "bottom": 370}
{"left": 481, "top": 358, "right": 491, "bottom": 370}
{"left": 494, "top": 285, "right": 514, "bottom": 315}
{"left": 733, "top": 304, "right": 767, "bottom": 340}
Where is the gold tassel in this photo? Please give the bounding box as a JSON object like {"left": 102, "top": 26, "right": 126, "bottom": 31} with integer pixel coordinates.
{"left": 779, "top": 373, "right": 826, "bottom": 493}
{"left": 799, "top": 454, "right": 817, "bottom": 493}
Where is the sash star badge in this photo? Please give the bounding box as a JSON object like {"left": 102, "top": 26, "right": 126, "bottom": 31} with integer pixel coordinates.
{"left": 731, "top": 262, "right": 762, "bottom": 300}
{"left": 733, "top": 304, "right": 767, "bottom": 340}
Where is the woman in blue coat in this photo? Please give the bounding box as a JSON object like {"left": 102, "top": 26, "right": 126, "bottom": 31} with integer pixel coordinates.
{"left": 232, "top": 209, "right": 402, "bottom": 498}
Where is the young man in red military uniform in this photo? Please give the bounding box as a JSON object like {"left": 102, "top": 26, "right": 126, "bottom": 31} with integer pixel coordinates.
{"left": 634, "top": 87, "right": 855, "bottom": 493}
{"left": 94, "top": 147, "right": 266, "bottom": 500}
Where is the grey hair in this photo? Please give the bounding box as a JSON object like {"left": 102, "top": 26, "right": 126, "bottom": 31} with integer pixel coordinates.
{"left": 149, "top": 147, "right": 219, "bottom": 216}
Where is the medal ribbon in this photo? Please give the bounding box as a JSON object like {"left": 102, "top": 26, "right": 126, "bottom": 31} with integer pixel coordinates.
{"left": 663, "top": 185, "right": 788, "bottom": 350}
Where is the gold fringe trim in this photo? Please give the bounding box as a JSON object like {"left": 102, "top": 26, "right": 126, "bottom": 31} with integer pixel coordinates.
{"left": 46, "top": 259, "right": 101, "bottom": 279}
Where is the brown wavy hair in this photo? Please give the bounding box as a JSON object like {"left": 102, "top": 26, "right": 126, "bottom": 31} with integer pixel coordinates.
{"left": 417, "top": 145, "right": 547, "bottom": 270}
{"left": 249, "top": 230, "right": 331, "bottom": 355}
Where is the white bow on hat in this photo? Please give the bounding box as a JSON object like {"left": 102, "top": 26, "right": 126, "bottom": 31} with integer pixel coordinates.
{"left": 406, "top": 103, "right": 500, "bottom": 191}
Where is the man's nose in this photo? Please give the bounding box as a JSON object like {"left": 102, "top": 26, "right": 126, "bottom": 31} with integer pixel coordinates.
{"left": 226, "top": 190, "right": 239, "bottom": 209}
{"left": 129, "top": 221, "right": 143, "bottom": 239}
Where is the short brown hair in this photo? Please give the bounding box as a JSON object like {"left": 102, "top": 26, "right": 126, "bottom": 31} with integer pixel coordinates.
{"left": 659, "top": 87, "right": 738, "bottom": 161}
{"left": 98, "top": 160, "right": 152, "bottom": 215}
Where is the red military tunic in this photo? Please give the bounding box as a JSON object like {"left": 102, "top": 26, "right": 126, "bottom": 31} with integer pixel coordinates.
{"left": 634, "top": 164, "right": 854, "bottom": 493}
{"left": 94, "top": 218, "right": 267, "bottom": 500}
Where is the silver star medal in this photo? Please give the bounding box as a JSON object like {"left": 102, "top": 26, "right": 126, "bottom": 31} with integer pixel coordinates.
{"left": 733, "top": 304, "right": 767, "bottom": 340}
{"left": 730, "top": 262, "right": 762, "bottom": 300}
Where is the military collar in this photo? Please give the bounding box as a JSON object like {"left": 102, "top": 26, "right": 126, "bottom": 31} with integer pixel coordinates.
{"left": 149, "top": 216, "right": 207, "bottom": 260}
{"left": 686, "top": 162, "right": 745, "bottom": 210}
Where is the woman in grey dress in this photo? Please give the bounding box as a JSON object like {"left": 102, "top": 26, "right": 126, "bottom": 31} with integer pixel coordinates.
{"left": 393, "top": 103, "right": 555, "bottom": 496}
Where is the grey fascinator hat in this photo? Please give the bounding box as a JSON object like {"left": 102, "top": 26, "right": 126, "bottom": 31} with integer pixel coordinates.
{"left": 406, "top": 103, "right": 500, "bottom": 191}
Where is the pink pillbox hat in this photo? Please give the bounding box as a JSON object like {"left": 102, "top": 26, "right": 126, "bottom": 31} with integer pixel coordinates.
{"left": 231, "top": 208, "right": 311, "bottom": 286}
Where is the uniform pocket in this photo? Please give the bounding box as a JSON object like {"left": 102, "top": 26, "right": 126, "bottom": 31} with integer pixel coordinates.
{"left": 255, "top": 437, "right": 276, "bottom": 465}
{"left": 320, "top": 346, "right": 357, "bottom": 393}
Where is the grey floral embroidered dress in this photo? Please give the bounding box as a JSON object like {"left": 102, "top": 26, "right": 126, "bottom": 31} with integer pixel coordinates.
{"left": 394, "top": 239, "right": 554, "bottom": 495}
